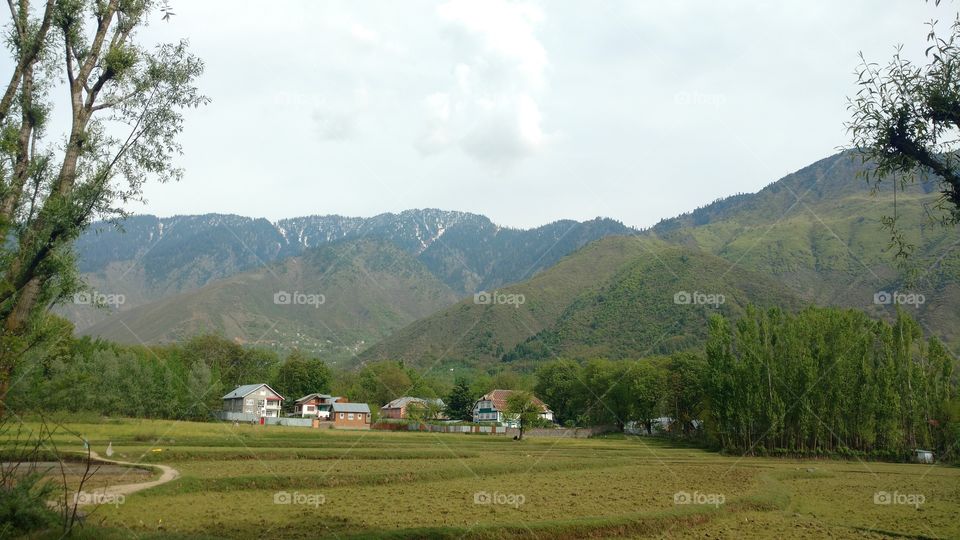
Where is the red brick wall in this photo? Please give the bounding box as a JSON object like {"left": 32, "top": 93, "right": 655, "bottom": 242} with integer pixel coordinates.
{"left": 333, "top": 411, "right": 370, "bottom": 429}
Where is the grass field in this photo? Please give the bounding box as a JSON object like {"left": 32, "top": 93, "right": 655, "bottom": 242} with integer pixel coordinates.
{"left": 7, "top": 418, "right": 959, "bottom": 539}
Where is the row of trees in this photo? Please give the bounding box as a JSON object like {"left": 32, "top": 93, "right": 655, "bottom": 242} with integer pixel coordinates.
{"left": 526, "top": 307, "right": 958, "bottom": 459}
{"left": 531, "top": 354, "right": 704, "bottom": 434}
{"left": 703, "top": 307, "right": 957, "bottom": 457}
{"left": 7, "top": 307, "right": 958, "bottom": 460}
{"left": 7, "top": 332, "right": 332, "bottom": 419}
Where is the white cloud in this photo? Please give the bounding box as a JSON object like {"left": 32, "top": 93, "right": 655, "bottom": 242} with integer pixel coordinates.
{"left": 350, "top": 23, "right": 380, "bottom": 46}
{"left": 312, "top": 109, "right": 357, "bottom": 141}
{"left": 418, "top": 0, "right": 548, "bottom": 167}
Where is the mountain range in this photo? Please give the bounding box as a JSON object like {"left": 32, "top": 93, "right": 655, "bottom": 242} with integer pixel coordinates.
{"left": 67, "top": 151, "right": 960, "bottom": 369}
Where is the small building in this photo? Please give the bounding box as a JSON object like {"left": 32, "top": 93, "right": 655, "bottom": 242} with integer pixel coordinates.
{"left": 913, "top": 449, "right": 934, "bottom": 464}
{"left": 222, "top": 384, "right": 284, "bottom": 418}
{"left": 293, "top": 393, "right": 347, "bottom": 419}
{"left": 380, "top": 397, "right": 446, "bottom": 419}
{"left": 472, "top": 389, "right": 554, "bottom": 427}
{"left": 331, "top": 402, "right": 371, "bottom": 429}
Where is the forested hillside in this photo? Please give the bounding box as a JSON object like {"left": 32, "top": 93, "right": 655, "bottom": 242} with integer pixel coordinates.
{"left": 65, "top": 210, "right": 632, "bottom": 329}
{"left": 82, "top": 239, "right": 459, "bottom": 361}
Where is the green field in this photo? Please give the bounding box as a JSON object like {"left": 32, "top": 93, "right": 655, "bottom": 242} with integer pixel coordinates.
{"left": 9, "top": 419, "right": 959, "bottom": 539}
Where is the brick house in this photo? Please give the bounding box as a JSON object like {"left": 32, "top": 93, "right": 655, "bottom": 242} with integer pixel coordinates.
{"left": 222, "top": 384, "right": 284, "bottom": 418}
{"left": 472, "top": 389, "right": 554, "bottom": 427}
{"left": 380, "top": 397, "right": 446, "bottom": 419}
{"left": 331, "top": 402, "right": 371, "bottom": 429}
{"left": 293, "top": 393, "right": 347, "bottom": 419}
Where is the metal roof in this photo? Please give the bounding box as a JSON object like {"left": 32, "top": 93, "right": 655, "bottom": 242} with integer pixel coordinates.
{"left": 295, "top": 393, "right": 333, "bottom": 403}
{"left": 222, "top": 383, "right": 283, "bottom": 400}
{"left": 381, "top": 396, "right": 445, "bottom": 410}
{"left": 332, "top": 402, "right": 371, "bottom": 413}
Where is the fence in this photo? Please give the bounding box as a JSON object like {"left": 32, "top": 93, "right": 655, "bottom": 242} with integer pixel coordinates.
{"left": 504, "top": 426, "right": 618, "bottom": 438}
{"left": 372, "top": 422, "right": 507, "bottom": 434}
{"left": 216, "top": 412, "right": 314, "bottom": 428}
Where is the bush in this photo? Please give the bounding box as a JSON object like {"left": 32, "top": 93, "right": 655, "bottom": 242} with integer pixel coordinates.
{"left": 0, "top": 472, "right": 60, "bottom": 537}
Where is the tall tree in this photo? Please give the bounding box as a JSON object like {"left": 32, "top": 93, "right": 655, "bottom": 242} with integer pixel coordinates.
{"left": 272, "top": 350, "right": 332, "bottom": 407}
{"left": 0, "top": 0, "right": 207, "bottom": 415}
{"left": 505, "top": 390, "right": 541, "bottom": 440}
{"left": 445, "top": 377, "right": 474, "bottom": 421}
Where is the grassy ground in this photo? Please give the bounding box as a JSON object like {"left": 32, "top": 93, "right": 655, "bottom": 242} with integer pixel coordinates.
{"left": 6, "top": 418, "right": 958, "bottom": 539}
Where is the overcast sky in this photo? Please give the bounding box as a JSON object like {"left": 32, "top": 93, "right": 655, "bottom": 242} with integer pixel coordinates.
{"left": 50, "top": 1, "right": 956, "bottom": 228}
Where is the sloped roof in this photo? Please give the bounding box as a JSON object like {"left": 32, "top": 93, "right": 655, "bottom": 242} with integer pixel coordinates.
{"left": 477, "top": 389, "right": 550, "bottom": 413}
{"left": 295, "top": 393, "right": 333, "bottom": 404}
{"left": 381, "top": 397, "right": 445, "bottom": 410}
{"left": 222, "top": 383, "right": 284, "bottom": 401}
{"left": 333, "top": 402, "right": 371, "bottom": 414}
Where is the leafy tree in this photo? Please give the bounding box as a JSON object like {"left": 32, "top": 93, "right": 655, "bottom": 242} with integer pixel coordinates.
{"left": 534, "top": 360, "right": 582, "bottom": 425}
{"left": 406, "top": 399, "right": 443, "bottom": 422}
{"left": 0, "top": 0, "right": 207, "bottom": 416}
{"left": 505, "top": 391, "right": 541, "bottom": 440}
{"left": 667, "top": 351, "right": 707, "bottom": 438}
{"left": 625, "top": 362, "right": 665, "bottom": 434}
{"left": 352, "top": 360, "right": 412, "bottom": 406}
{"left": 445, "top": 377, "right": 475, "bottom": 421}
{"left": 183, "top": 359, "right": 218, "bottom": 420}
{"left": 272, "top": 350, "right": 332, "bottom": 408}
{"left": 702, "top": 306, "right": 956, "bottom": 457}
{"left": 847, "top": 4, "right": 960, "bottom": 248}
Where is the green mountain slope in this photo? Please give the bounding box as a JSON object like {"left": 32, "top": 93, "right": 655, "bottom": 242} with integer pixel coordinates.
{"left": 360, "top": 152, "right": 958, "bottom": 370}
{"left": 358, "top": 236, "right": 802, "bottom": 370}
{"left": 81, "top": 239, "right": 459, "bottom": 362}
{"left": 650, "top": 152, "right": 960, "bottom": 347}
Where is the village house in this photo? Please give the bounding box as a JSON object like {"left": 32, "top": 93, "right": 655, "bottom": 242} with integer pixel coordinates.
{"left": 293, "top": 393, "right": 347, "bottom": 419}
{"left": 222, "top": 384, "right": 284, "bottom": 418}
{"left": 331, "top": 402, "right": 372, "bottom": 429}
{"left": 380, "top": 396, "right": 446, "bottom": 419}
{"left": 472, "top": 389, "right": 554, "bottom": 427}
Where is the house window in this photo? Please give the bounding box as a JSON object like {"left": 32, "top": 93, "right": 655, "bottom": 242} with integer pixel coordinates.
{"left": 348, "top": 413, "right": 354, "bottom": 420}
{"left": 339, "top": 413, "right": 344, "bottom": 419}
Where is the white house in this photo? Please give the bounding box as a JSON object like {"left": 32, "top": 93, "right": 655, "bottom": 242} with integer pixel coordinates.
{"left": 292, "top": 393, "right": 345, "bottom": 419}
{"left": 472, "top": 389, "right": 554, "bottom": 427}
{"left": 222, "top": 384, "right": 284, "bottom": 418}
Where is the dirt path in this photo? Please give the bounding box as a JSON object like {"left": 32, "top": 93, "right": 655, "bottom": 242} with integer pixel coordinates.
{"left": 73, "top": 450, "right": 179, "bottom": 506}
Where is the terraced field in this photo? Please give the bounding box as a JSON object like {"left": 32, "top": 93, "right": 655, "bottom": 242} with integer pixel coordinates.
{"left": 9, "top": 419, "right": 959, "bottom": 539}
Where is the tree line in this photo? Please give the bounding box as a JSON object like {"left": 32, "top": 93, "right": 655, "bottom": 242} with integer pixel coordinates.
{"left": 8, "top": 306, "right": 958, "bottom": 461}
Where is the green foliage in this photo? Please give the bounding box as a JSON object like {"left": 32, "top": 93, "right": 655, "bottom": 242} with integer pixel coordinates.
{"left": 702, "top": 307, "right": 958, "bottom": 458}
{"left": 444, "top": 378, "right": 474, "bottom": 421}
{"left": 271, "top": 350, "right": 332, "bottom": 405}
{"left": 504, "top": 390, "right": 540, "bottom": 438}
{"left": 0, "top": 471, "right": 59, "bottom": 537}
{"left": 847, "top": 13, "right": 960, "bottom": 224}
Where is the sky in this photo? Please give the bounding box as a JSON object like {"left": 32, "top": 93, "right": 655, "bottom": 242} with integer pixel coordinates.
{"left": 19, "top": 0, "right": 952, "bottom": 229}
